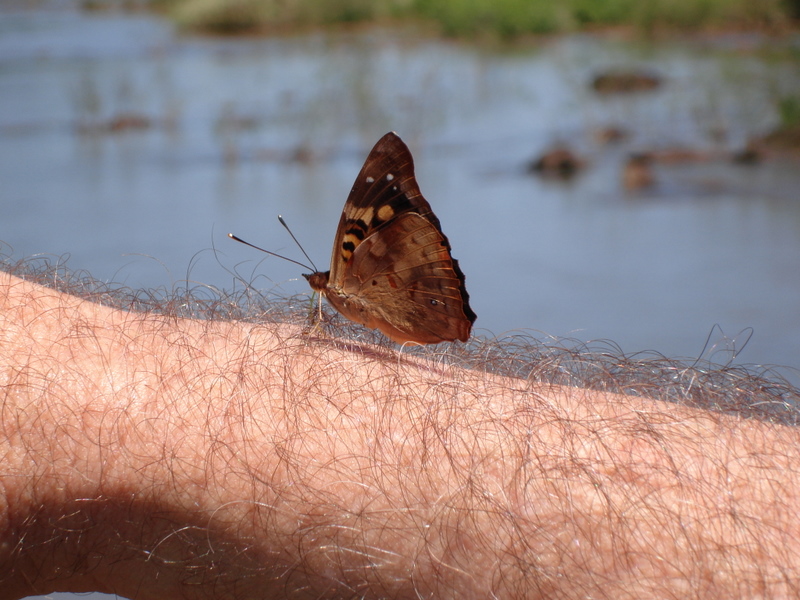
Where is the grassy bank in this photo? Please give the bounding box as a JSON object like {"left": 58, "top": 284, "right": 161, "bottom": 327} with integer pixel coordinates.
{"left": 148, "top": 0, "right": 796, "bottom": 37}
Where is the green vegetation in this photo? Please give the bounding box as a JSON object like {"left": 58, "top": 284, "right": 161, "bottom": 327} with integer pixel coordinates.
{"left": 150, "top": 0, "right": 795, "bottom": 37}
{"left": 150, "top": 0, "right": 408, "bottom": 33}
{"left": 765, "top": 95, "right": 800, "bottom": 153}
{"left": 779, "top": 95, "right": 800, "bottom": 128}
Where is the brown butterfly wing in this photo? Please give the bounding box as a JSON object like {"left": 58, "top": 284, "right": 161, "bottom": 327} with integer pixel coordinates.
{"left": 315, "top": 131, "right": 476, "bottom": 344}
{"left": 331, "top": 212, "right": 472, "bottom": 344}
{"left": 328, "top": 132, "right": 439, "bottom": 283}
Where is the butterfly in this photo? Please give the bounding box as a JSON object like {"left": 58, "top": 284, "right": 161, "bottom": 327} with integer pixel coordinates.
{"left": 303, "top": 132, "right": 476, "bottom": 345}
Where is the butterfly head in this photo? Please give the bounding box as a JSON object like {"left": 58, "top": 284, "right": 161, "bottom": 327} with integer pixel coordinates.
{"left": 303, "top": 271, "right": 330, "bottom": 293}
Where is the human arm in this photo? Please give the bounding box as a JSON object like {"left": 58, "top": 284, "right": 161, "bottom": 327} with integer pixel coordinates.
{"left": 1, "top": 270, "right": 799, "bottom": 599}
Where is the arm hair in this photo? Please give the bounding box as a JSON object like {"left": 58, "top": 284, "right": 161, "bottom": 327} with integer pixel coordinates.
{"left": 1, "top": 260, "right": 799, "bottom": 599}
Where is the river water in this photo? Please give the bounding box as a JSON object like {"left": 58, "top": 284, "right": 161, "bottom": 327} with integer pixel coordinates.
{"left": 3, "top": 8, "right": 800, "bottom": 368}
{"left": 2, "top": 5, "right": 800, "bottom": 600}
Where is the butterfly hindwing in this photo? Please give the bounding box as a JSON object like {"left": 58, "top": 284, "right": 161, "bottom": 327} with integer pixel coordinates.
{"left": 337, "top": 212, "right": 472, "bottom": 343}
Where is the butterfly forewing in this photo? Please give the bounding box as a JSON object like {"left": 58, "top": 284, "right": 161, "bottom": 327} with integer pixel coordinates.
{"left": 328, "top": 133, "right": 438, "bottom": 283}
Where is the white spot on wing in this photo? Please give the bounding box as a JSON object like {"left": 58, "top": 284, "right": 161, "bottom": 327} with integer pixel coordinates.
{"left": 366, "top": 176, "right": 374, "bottom": 183}
{"left": 386, "top": 173, "right": 394, "bottom": 181}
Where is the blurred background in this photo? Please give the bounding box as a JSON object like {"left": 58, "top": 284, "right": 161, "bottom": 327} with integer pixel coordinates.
{"left": 1, "top": 1, "right": 799, "bottom": 594}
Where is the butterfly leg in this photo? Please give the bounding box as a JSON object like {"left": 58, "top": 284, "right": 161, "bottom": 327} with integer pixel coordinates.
{"left": 301, "top": 291, "right": 327, "bottom": 338}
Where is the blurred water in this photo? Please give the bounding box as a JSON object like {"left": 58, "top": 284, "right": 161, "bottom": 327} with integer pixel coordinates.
{"left": 3, "top": 6, "right": 800, "bottom": 600}
{"left": 2, "top": 11, "right": 799, "bottom": 356}
{"left": 3, "top": 8, "right": 799, "bottom": 363}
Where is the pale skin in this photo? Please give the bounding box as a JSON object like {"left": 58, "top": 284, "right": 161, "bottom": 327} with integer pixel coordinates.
{"left": 1, "top": 269, "right": 799, "bottom": 599}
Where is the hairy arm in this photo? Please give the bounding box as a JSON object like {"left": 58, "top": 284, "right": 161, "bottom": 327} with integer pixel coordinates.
{"left": 0, "top": 270, "right": 798, "bottom": 599}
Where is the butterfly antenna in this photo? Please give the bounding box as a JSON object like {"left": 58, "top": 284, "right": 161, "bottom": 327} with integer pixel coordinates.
{"left": 278, "top": 215, "right": 318, "bottom": 272}
{"left": 227, "top": 233, "right": 313, "bottom": 271}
